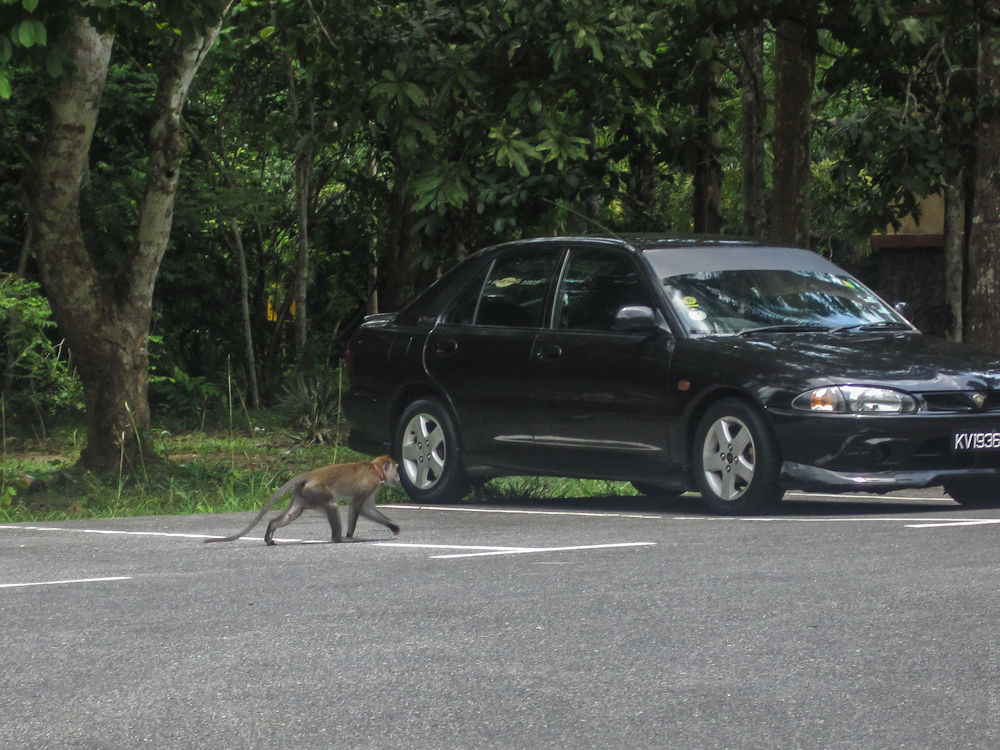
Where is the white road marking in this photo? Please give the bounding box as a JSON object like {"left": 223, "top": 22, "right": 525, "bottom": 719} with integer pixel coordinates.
{"left": 375, "top": 541, "right": 657, "bottom": 558}
{"left": 384, "top": 505, "right": 659, "bottom": 519}
{"left": 0, "top": 576, "right": 131, "bottom": 589}
{"left": 906, "top": 519, "right": 1000, "bottom": 528}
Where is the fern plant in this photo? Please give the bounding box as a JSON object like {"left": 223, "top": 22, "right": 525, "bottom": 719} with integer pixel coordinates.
{"left": 276, "top": 367, "right": 344, "bottom": 445}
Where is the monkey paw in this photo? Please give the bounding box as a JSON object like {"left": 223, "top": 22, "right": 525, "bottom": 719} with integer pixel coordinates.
{"left": 389, "top": 524, "right": 401, "bottom": 535}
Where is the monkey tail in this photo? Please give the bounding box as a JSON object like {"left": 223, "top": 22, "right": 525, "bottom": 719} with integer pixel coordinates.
{"left": 204, "top": 476, "right": 302, "bottom": 543}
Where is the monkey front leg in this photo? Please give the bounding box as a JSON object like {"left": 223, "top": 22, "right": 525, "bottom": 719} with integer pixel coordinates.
{"left": 347, "top": 492, "right": 400, "bottom": 538}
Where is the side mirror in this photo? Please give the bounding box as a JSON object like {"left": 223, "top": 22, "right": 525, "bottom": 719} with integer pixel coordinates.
{"left": 612, "top": 305, "right": 658, "bottom": 332}
{"left": 893, "top": 301, "right": 910, "bottom": 320}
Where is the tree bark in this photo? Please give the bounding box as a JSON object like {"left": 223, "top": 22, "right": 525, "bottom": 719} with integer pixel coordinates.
{"left": 286, "top": 56, "right": 315, "bottom": 372}
{"left": 693, "top": 40, "right": 724, "bottom": 234}
{"left": 739, "top": 23, "right": 768, "bottom": 239}
{"left": 24, "top": 7, "right": 230, "bottom": 472}
{"left": 966, "top": 1, "right": 1000, "bottom": 350}
{"left": 230, "top": 219, "right": 261, "bottom": 408}
{"left": 771, "top": 19, "right": 815, "bottom": 247}
{"left": 944, "top": 183, "right": 965, "bottom": 342}
{"left": 383, "top": 160, "right": 413, "bottom": 311}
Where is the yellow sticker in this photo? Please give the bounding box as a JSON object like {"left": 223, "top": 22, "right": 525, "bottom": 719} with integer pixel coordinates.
{"left": 493, "top": 277, "right": 518, "bottom": 288}
{"left": 683, "top": 296, "right": 699, "bottom": 307}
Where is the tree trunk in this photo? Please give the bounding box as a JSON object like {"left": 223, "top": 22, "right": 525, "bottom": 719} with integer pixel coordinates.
{"left": 944, "top": 183, "right": 966, "bottom": 342}
{"left": 693, "top": 40, "right": 724, "bottom": 234}
{"left": 966, "top": 1, "right": 1000, "bottom": 351}
{"left": 739, "top": 23, "right": 768, "bottom": 239}
{"left": 230, "top": 219, "right": 261, "bottom": 408}
{"left": 771, "top": 19, "right": 815, "bottom": 247}
{"left": 24, "top": 7, "right": 230, "bottom": 472}
{"left": 384, "top": 161, "right": 413, "bottom": 311}
{"left": 286, "top": 57, "right": 315, "bottom": 372}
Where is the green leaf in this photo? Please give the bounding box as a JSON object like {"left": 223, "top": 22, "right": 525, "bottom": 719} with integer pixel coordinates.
{"left": 0, "top": 36, "right": 12, "bottom": 64}
{"left": 16, "top": 21, "right": 34, "bottom": 48}
{"left": 22, "top": 0, "right": 38, "bottom": 11}
{"left": 30, "top": 18, "right": 45, "bottom": 46}
{"left": 0, "top": 73, "right": 11, "bottom": 100}
{"left": 402, "top": 82, "right": 428, "bottom": 107}
{"left": 45, "top": 50, "right": 63, "bottom": 78}
{"left": 260, "top": 26, "right": 275, "bottom": 39}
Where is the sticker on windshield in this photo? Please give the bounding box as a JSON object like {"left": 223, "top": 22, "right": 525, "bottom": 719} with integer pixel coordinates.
{"left": 688, "top": 310, "right": 708, "bottom": 321}
{"left": 683, "top": 296, "right": 699, "bottom": 307}
{"left": 493, "top": 277, "right": 519, "bottom": 288}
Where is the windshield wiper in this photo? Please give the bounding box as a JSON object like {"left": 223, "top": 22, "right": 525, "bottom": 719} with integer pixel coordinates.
{"left": 737, "top": 324, "right": 829, "bottom": 337}
{"left": 828, "top": 321, "right": 913, "bottom": 333}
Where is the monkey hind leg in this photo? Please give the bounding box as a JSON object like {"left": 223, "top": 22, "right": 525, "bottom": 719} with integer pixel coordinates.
{"left": 264, "top": 502, "right": 305, "bottom": 546}
{"left": 320, "top": 500, "right": 344, "bottom": 543}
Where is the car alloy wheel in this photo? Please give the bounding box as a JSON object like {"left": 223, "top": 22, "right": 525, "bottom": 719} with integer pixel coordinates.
{"left": 693, "top": 397, "right": 783, "bottom": 515}
{"left": 400, "top": 412, "right": 446, "bottom": 490}
{"left": 394, "top": 397, "right": 470, "bottom": 503}
{"left": 701, "top": 415, "right": 756, "bottom": 501}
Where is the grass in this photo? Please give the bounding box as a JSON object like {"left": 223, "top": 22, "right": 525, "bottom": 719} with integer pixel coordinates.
{"left": 0, "top": 414, "right": 640, "bottom": 524}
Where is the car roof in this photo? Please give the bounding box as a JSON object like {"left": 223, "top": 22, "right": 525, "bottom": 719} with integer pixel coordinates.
{"left": 484, "top": 235, "right": 844, "bottom": 278}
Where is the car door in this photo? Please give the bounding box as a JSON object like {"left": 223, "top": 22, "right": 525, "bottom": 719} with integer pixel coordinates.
{"left": 425, "top": 246, "right": 562, "bottom": 458}
{"left": 528, "top": 246, "right": 679, "bottom": 478}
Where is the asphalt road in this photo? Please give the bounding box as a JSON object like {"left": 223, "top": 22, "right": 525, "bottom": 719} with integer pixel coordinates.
{"left": 2, "top": 488, "right": 999, "bottom": 750}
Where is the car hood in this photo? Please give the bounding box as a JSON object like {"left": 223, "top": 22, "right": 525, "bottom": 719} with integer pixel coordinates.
{"left": 679, "top": 331, "right": 1000, "bottom": 403}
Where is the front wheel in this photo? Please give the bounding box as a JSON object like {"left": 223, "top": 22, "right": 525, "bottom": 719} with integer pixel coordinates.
{"left": 693, "top": 398, "right": 784, "bottom": 515}
{"left": 394, "top": 397, "right": 470, "bottom": 504}
{"left": 944, "top": 480, "right": 1000, "bottom": 508}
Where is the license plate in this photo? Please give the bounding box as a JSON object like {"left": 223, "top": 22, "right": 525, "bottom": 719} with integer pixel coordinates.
{"left": 953, "top": 431, "right": 1000, "bottom": 451}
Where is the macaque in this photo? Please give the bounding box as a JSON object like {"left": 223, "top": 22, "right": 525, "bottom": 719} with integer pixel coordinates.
{"left": 205, "top": 455, "right": 400, "bottom": 545}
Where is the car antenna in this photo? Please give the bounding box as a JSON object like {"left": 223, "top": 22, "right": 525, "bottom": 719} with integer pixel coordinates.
{"left": 541, "top": 198, "right": 625, "bottom": 242}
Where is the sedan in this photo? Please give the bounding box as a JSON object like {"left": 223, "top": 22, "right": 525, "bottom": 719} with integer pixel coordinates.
{"left": 344, "top": 235, "right": 1000, "bottom": 514}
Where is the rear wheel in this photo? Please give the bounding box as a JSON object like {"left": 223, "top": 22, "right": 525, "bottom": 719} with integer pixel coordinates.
{"left": 943, "top": 480, "right": 1000, "bottom": 508}
{"left": 693, "top": 398, "right": 784, "bottom": 515}
{"left": 394, "top": 397, "right": 470, "bottom": 504}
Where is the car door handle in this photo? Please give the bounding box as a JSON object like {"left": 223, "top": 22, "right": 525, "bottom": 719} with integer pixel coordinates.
{"left": 536, "top": 344, "right": 562, "bottom": 362}
{"left": 434, "top": 339, "right": 458, "bottom": 356}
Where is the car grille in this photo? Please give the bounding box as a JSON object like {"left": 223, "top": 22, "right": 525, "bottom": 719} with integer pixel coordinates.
{"left": 920, "top": 392, "right": 1000, "bottom": 413}
{"left": 905, "top": 436, "right": 1000, "bottom": 470}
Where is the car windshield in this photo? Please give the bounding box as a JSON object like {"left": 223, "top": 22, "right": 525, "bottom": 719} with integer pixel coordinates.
{"left": 661, "top": 268, "right": 905, "bottom": 336}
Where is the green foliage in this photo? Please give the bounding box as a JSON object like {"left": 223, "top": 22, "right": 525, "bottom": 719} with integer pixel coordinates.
{"left": 149, "top": 366, "right": 222, "bottom": 428}
{"left": 275, "top": 366, "right": 345, "bottom": 446}
{"left": 0, "top": 273, "right": 83, "bottom": 418}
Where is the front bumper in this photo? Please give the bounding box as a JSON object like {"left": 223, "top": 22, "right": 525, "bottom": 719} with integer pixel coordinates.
{"left": 769, "top": 409, "right": 1000, "bottom": 493}
{"left": 780, "top": 461, "right": 1000, "bottom": 493}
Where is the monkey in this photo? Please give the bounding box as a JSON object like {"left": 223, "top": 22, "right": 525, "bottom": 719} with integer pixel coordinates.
{"left": 204, "top": 455, "right": 400, "bottom": 545}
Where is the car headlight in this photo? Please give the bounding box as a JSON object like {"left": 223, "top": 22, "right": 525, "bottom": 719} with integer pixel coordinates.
{"left": 792, "top": 386, "right": 918, "bottom": 414}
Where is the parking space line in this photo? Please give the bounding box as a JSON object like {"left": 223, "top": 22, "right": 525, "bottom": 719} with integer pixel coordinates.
{"left": 0, "top": 576, "right": 131, "bottom": 589}
{"left": 905, "top": 519, "right": 1000, "bottom": 528}
{"left": 376, "top": 541, "right": 657, "bottom": 558}
{"left": 385, "top": 505, "right": 660, "bottom": 519}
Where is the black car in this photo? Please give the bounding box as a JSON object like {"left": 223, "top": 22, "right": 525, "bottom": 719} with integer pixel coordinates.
{"left": 344, "top": 235, "right": 1000, "bottom": 513}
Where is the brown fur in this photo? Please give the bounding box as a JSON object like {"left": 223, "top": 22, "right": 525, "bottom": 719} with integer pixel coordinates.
{"left": 205, "top": 455, "right": 401, "bottom": 545}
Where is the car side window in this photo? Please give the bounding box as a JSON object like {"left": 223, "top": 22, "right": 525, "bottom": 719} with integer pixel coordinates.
{"left": 555, "top": 249, "right": 655, "bottom": 331}
{"left": 475, "top": 250, "right": 559, "bottom": 328}
{"left": 443, "top": 265, "right": 489, "bottom": 325}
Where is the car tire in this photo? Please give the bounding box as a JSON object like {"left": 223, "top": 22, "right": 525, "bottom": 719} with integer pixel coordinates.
{"left": 630, "top": 481, "right": 683, "bottom": 500}
{"left": 394, "top": 397, "right": 470, "bottom": 504}
{"left": 693, "top": 397, "right": 784, "bottom": 515}
{"left": 943, "top": 480, "right": 1000, "bottom": 508}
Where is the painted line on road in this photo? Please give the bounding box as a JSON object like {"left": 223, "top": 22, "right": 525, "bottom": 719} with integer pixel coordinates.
{"left": 0, "top": 525, "right": 220, "bottom": 539}
{"left": 906, "top": 519, "right": 1000, "bottom": 528}
{"left": 383, "top": 505, "right": 660, "bottom": 519}
{"left": 375, "top": 541, "right": 657, "bottom": 558}
{"left": 0, "top": 576, "right": 131, "bottom": 589}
